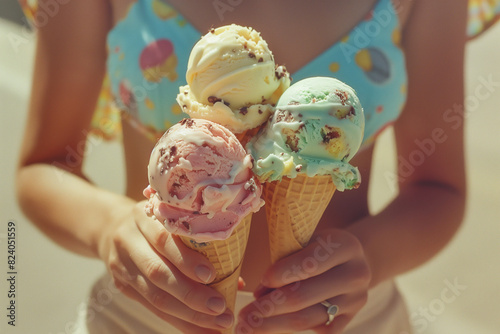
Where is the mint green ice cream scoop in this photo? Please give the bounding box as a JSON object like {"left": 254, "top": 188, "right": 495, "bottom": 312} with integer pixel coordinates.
{"left": 247, "top": 77, "right": 365, "bottom": 191}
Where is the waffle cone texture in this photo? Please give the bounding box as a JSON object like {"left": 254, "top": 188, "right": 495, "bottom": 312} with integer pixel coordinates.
{"left": 235, "top": 126, "right": 262, "bottom": 147}
{"left": 180, "top": 214, "right": 252, "bottom": 333}
{"left": 262, "top": 174, "right": 336, "bottom": 263}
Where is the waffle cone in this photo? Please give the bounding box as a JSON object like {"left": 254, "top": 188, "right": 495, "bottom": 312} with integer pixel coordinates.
{"left": 180, "top": 214, "right": 252, "bottom": 331}
{"left": 262, "top": 174, "right": 336, "bottom": 263}
{"left": 235, "top": 126, "right": 261, "bottom": 147}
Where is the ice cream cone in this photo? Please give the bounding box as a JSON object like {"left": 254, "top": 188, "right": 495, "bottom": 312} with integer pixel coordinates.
{"left": 234, "top": 126, "right": 262, "bottom": 147}
{"left": 180, "top": 214, "right": 252, "bottom": 332}
{"left": 262, "top": 174, "right": 336, "bottom": 263}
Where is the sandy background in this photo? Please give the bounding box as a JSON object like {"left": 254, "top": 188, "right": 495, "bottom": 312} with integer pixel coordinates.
{"left": 1, "top": 4, "right": 499, "bottom": 334}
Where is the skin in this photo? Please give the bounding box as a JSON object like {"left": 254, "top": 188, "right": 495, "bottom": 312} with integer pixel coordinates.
{"left": 16, "top": 0, "right": 468, "bottom": 333}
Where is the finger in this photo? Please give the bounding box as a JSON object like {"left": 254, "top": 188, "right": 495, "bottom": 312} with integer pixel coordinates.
{"left": 115, "top": 279, "right": 232, "bottom": 333}
{"left": 253, "top": 284, "right": 273, "bottom": 299}
{"left": 237, "top": 293, "right": 365, "bottom": 334}
{"left": 120, "top": 232, "right": 228, "bottom": 316}
{"left": 237, "top": 305, "right": 322, "bottom": 333}
{"left": 313, "top": 315, "right": 354, "bottom": 334}
{"left": 244, "top": 261, "right": 369, "bottom": 317}
{"left": 120, "top": 277, "right": 234, "bottom": 330}
{"left": 261, "top": 231, "right": 362, "bottom": 288}
{"left": 237, "top": 303, "right": 325, "bottom": 333}
{"left": 136, "top": 205, "right": 217, "bottom": 284}
{"left": 314, "top": 293, "right": 367, "bottom": 333}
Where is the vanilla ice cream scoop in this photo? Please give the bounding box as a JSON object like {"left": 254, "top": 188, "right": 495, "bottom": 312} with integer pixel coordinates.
{"left": 144, "top": 118, "right": 264, "bottom": 241}
{"left": 177, "top": 24, "right": 290, "bottom": 134}
{"left": 247, "top": 77, "right": 365, "bottom": 191}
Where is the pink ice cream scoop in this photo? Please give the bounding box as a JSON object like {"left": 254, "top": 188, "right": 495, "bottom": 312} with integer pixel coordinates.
{"left": 144, "top": 118, "right": 264, "bottom": 241}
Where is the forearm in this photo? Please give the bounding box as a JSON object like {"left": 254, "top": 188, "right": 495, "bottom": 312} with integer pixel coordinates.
{"left": 347, "top": 181, "right": 466, "bottom": 287}
{"left": 17, "top": 162, "right": 135, "bottom": 258}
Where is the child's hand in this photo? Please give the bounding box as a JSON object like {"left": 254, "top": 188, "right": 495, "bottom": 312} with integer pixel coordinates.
{"left": 97, "top": 201, "right": 234, "bottom": 333}
{"left": 236, "top": 228, "right": 371, "bottom": 334}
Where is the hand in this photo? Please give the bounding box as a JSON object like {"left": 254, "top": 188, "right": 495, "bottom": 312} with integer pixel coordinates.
{"left": 236, "top": 228, "right": 371, "bottom": 334}
{"left": 97, "top": 201, "right": 234, "bottom": 333}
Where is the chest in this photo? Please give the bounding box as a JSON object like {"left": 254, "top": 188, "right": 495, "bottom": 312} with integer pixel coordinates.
{"left": 110, "top": 0, "right": 409, "bottom": 73}
{"left": 107, "top": 0, "right": 410, "bottom": 146}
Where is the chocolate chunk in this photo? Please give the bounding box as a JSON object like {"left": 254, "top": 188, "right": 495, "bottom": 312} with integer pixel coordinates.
{"left": 181, "top": 221, "right": 191, "bottom": 232}
{"left": 245, "top": 178, "right": 257, "bottom": 192}
{"left": 208, "top": 96, "right": 222, "bottom": 104}
{"left": 240, "top": 107, "right": 248, "bottom": 115}
{"left": 286, "top": 138, "right": 300, "bottom": 152}
{"left": 275, "top": 110, "right": 295, "bottom": 123}
{"left": 323, "top": 129, "right": 340, "bottom": 143}
{"left": 284, "top": 130, "right": 300, "bottom": 152}
{"left": 275, "top": 65, "right": 288, "bottom": 80}
{"left": 248, "top": 52, "right": 256, "bottom": 58}
{"left": 185, "top": 119, "right": 195, "bottom": 128}
{"left": 334, "top": 90, "right": 348, "bottom": 105}
{"left": 275, "top": 110, "right": 285, "bottom": 122}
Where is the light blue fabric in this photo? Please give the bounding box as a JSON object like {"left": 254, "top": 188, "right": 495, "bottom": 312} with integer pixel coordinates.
{"left": 293, "top": 0, "right": 407, "bottom": 145}
{"left": 107, "top": 0, "right": 200, "bottom": 138}
{"left": 107, "top": 0, "right": 407, "bottom": 144}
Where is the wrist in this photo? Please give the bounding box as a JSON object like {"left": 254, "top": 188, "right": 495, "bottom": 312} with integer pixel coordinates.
{"left": 93, "top": 196, "right": 137, "bottom": 260}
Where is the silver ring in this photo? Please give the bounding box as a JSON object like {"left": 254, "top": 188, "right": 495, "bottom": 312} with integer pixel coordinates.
{"left": 320, "top": 300, "right": 339, "bottom": 326}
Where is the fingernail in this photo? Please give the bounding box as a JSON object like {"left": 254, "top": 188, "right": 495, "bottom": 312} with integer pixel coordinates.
{"left": 214, "top": 312, "right": 234, "bottom": 328}
{"left": 207, "top": 297, "right": 226, "bottom": 314}
{"left": 195, "top": 265, "right": 213, "bottom": 283}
